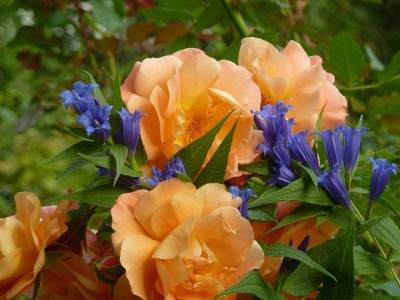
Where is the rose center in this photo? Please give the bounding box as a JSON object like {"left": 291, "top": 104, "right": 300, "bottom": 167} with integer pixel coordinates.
{"left": 182, "top": 108, "right": 209, "bottom": 144}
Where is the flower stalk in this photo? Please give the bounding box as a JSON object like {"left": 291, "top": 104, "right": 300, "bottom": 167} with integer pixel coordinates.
{"left": 220, "top": 0, "right": 250, "bottom": 37}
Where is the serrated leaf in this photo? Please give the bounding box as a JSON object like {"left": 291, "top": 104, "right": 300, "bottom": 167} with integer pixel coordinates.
{"left": 174, "top": 110, "right": 234, "bottom": 180}
{"left": 261, "top": 243, "right": 337, "bottom": 281}
{"left": 317, "top": 213, "right": 356, "bottom": 300}
{"left": 83, "top": 70, "right": 108, "bottom": 106}
{"left": 329, "top": 32, "right": 366, "bottom": 86}
{"left": 354, "top": 247, "right": 391, "bottom": 275}
{"left": 216, "top": 269, "right": 285, "bottom": 300}
{"left": 108, "top": 144, "right": 128, "bottom": 186}
{"left": 368, "top": 217, "right": 400, "bottom": 253}
{"left": 38, "top": 141, "right": 103, "bottom": 165}
{"left": 271, "top": 204, "right": 330, "bottom": 231}
{"left": 249, "top": 178, "right": 335, "bottom": 208}
{"left": 239, "top": 161, "right": 270, "bottom": 176}
{"left": 44, "top": 185, "right": 130, "bottom": 208}
{"left": 78, "top": 153, "right": 142, "bottom": 178}
{"left": 194, "top": 117, "right": 238, "bottom": 187}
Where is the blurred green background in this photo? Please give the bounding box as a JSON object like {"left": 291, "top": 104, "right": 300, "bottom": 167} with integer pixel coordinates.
{"left": 1, "top": 0, "right": 400, "bottom": 216}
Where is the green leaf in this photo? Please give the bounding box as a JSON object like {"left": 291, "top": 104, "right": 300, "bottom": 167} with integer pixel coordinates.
{"left": 248, "top": 205, "right": 277, "bottom": 222}
{"left": 249, "top": 178, "right": 335, "bottom": 208}
{"left": 108, "top": 144, "right": 128, "bottom": 186}
{"left": 271, "top": 203, "right": 330, "bottom": 231}
{"left": 138, "top": 7, "right": 194, "bottom": 21}
{"left": 314, "top": 101, "right": 327, "bottom": 165}
{"left": 354, "top": 246, "right": 391, "bottom": 275}
{"left": 83, "top": 70, "right": 108, "bottom": 106}
{"left": 368, "top": 217, "right": 400, "bottom": 253}
{"left": 380, "top": 191, "right": 400, "bottom": 217}
{"left": 329, "top": 31, "right": 366, "bottom": 86}
{"left": 325, "top": 206, "right": 353, "bottom": 229}
{"left": 354, "top": 288, "right": 399, "bottom": 300}
{"left": 193, "top": 117, "right": 238, "bottom": 187}
{"left": 174, "top": 110, "right": 234, "bottom": 180}
{"left": 78, "top": 153, "right": 142, "bottom": 178}
{"left": 317, "top": 213, "right": 356, "bottom": 300}
{"left": 44, "top": 185, "right": 130, "bottom": 208}
{"left": 291, "top": 161, "right": 319, "bottom": 189}
{"left": 38, "top": 141, "right": 104, "bottom": 165}
{"left": 356, "top": 114, "right": 364, "bottom": 130}
{"left": 216, "top": 269, "right": 285, "bottom": 300}
{"left": 109, "top": 64, "right": 124, "bottom": 136}
{"left": 239, "top": 161, "right": 270, "bottom": 176}
{"left": 356, "top": 215, "right": 388, "bottom": 234}
{"left": 261, "top": 243, "right": 337, "bottom": 281}
{"left": 133, "top": 139, "right": 147, "bottom": 169}
{"left": 66, "top": 126, "right": 96, "bottom": 140}
{"left": 55, "top": 159, "right": 90, "bottom": 179}
{"left": 194, "top": 0, "right": 225, "bottom": 30}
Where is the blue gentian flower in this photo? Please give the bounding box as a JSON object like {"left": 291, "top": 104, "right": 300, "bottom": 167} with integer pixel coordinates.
{"left": 288, "top": 131, "right": 320, "bottom": 174}
{"left": 316, "top": 125, "right": 343, "bottom": 169}
{"left": 268, "top": 138, "right": 292, "bottom": 168}
{"left": 254, "top": 101, "right": 294, "bottom": 154}
{"left": 368, "top": 157, "right": 398, "bottom": 202}
{"left": 343, "top": 127, "right": 367, "bottom": 175}
{"left": 229, "top": 186, "right": 254, "bottom": 218}
{"left": 146, "top": 157, "right": 187, "bottom": 187}
{"left": 113, "top": 108, "right": 145, "bottom": 156}
{"left": 76, "top": 102, "right": 112, "bottom": 142}
{"left": 60, "top": 81, "right": 99, "bottom": 115}
{"left": 280, "top": 235, "right": 311, "bottom": 275}
{"left": 318, "top": 168, "right": 352, "bottom": 210}
{"left": 268, "top": 164, "right": 299, "bottom": 187}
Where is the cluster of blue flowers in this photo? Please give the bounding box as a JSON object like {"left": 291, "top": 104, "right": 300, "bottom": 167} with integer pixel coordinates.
{"left": 229, "top": 186, "right": 254, "bottom": 218}
{"left": 61, "top": 81, "right": 144, "bottom": 153}
{"left": 255, "top": 101, "right": 397, "bottom": 209}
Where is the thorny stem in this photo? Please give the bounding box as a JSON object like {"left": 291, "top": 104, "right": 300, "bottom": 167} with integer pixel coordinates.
{"left": 352, "top": 204, "right": 400, "bottom": 287}
{"left": 219, "top": 0, "right": 250, "bottom": 38}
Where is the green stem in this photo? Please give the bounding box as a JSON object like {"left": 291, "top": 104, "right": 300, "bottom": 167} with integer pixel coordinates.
{"left": 352, "top": 203, "right": 400, "bottom": 287}
{"left": 337, "top": 74, "right": 400, "bottom": 92}
{"left": 365, "top": 200, "right": 374, "bottom": 221}
{"left": 219, "top": 0, "right": 249, "bottom": 37}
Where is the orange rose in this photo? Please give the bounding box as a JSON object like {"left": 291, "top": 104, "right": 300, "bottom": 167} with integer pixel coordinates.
{"left": 35, "top": 252, "right": 111, "bottom": 300}
{"left": 121, "top": 49, "right": 261, "bottom": 178}
{"left": 239, "top": 37, "right": 347, "bottom": 134}
{"left": 111, "top": 179, "right": 264, "bottom": 299}
{"left": 0, "top": 192, "right": 73, "bottom": 299}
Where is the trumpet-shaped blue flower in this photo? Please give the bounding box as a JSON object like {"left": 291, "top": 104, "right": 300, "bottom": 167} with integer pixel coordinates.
{"left": 288, "top": 131, "right": 320, "bottom": 174}
{"left": 146, "top": 157, "right": 187, "bottom": 187}
{"left": 280, "top": 235, "right": 311, "bottom": 274}
{"left": 316, "top": 125, "right": 343, "bottom": 169}
{"left": 97, "top": 166, "right": 141, "bottom": 187}
{"left": 60, "top": 81, "right": 99, "bottom": 115}
{"left": 318, "top": 168, "right": 352, "bottom": 209}
{"left": 229, "top": 186, "right": 254, "bottom": 218}
{"left": 343, "top": 127, "right": 367, "bottom": 174}
{"left": 76, "top": 102, "right": 112, "bottom": 142}
{"left": 113, "top": 108, "right": 145, "bottom": 156}
{"left": 368, "top": 157, "right": 398, "bottom": 202}
{"left": 254, "top": 101, "right": 294, "bottom": 155}
{"left": 268, "top": 164, "right": 299, "bottom": 187}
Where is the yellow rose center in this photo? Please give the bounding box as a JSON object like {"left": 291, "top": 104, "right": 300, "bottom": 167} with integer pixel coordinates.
{"left": 182, "top": 108, "right": 209, "bottom": 145}
{"left": 261, "top": 93, "right": 276, "bottom": 105}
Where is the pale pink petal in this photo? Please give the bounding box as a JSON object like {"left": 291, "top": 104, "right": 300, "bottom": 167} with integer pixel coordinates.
{"left": 172, "top": 48, "right": 204, "bottom": 61}
{"left": 121, "top": 61, "right": 142, "bottom": 103}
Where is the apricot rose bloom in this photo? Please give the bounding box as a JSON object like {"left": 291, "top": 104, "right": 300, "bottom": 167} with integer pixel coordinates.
{"left": 239, "top": 37, "right": 347, "bottom": 134}
{"left": 121, "top": 49, "right": 261, "bottom": 178}
{"left": 35, "top": 252, "right": 111, "bottom": 300}
{"left": 111, "top": 179, "right": 264, "bottom": 299}
{"left": 0, "top": 192, "right": 73, "bottom": 299}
